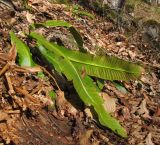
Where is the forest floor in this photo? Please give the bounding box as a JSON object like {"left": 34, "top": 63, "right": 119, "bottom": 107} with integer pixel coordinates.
{"left": 0, "top": 0, "right": 160, "bottom": 144}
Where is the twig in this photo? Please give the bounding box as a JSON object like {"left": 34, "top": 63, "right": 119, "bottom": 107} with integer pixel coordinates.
{"left": 6, "top": 110, "right": 21, "bottom": 114}
{"left": 14, "top": 87, "right": 38, "bottom": 104}
{"left": 40, "top": 67, "right": 61, "bottom": 91}
{"left": 30, "top": 82, "right": 42, "bottom": 95}
{"left": 5, "top": 72, "right": 15, "bottom": 94}
{"left": 5, "top": 71, "right": 27, "bottom": 109}
{"left": 8, "top": 45, "right": 17, "bottom": 62}
{"left": 0, "top": 62, "right": 10, "bottom": 76}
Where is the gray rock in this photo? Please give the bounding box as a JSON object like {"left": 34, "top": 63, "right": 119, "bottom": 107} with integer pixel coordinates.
{"left": 143, "top": 20, "right": 160, "bottom": 40}
{"left": 103, "top": 0, "right": 124, "bottom": 10}
{"left": 143, "top": 20, "right": 160, "bottom": 50}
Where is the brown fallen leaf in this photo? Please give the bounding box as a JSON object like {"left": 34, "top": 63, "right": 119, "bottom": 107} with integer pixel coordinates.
{"left": 137, "top": 99, "right": 151, "bottom": 119}
{"left": 145, "top": 133, "right": 155, "bottom": 145}
{"left": 155, "top": 107, "right": 160, "bottom": 117}
{"left": 128, "top": 50, "right": 136, "bottom": 60}
{"left": 25, "top": 11, "right": 35, "bottom": 24}
{"left": 79, "top": 129, "right": 93, "bottom": 145}
{"left": 0, "top": 110, "right": 10, "bottom": 121}
{"left": 84, "top": 108, "right": 93, "bottom": 119}
{"left": 56, "top": 90, "right": 78, "bottom": 117}
{"left": 100, "top": 92, "right": 116, "bottom": 113}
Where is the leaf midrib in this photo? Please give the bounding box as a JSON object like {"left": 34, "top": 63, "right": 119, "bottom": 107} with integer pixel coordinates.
{"left": 67, "top": 56, "right": 140, "bottom": 75}
{"left": 34, "top": 33, "right": 97, "bottom": 105}
{"left": 48, "top": 43, "right": 96, "bottom": 105}
{"left": 55, "top": 45, "right": 96, "bottom": 104}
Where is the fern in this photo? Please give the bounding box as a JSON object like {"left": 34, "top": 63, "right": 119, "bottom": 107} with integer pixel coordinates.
{"left": 41, "top": 40, "right": 142, "bottom": 81}
{"left": 31, "top": 20, "right": 142, "bottom": 81}
{"left": 10, "top": 31, "right": 35, "bottom": 67}
{"left": 73, "top": 9, "right": 95, "bottom": 19}
{"left": 30, "top": 32, "right": 129, "bottom": 137}
{"left": 31, "top": 20, "right": 84, "bottom": 51}
{"left": 10, "top": 31, "right": 143, "bottom": 138}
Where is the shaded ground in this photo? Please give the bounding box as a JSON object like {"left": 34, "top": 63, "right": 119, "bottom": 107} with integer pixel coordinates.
{"left": 0, "top": 0, "right": 160, "bottom": 144}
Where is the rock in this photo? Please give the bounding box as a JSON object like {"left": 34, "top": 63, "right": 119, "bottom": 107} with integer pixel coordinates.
{"left": 143, "top": 20, "right": 160, "bottom": 39}
{"left": 142, "top": 20, "right": 160, "bottom": 50}
{"left": 103, "top": 0, "right": 125, "bottom": 10}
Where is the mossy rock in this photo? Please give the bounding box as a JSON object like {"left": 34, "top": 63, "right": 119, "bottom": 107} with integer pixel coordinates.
{"left": 142, "top": 20, "right": 160, "bottom": 49}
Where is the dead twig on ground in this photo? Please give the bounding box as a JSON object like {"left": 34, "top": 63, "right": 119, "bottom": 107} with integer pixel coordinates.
{"left": 14, "top": 87, "right": 38, "bottom": 104}
{"left": 5, "top": 72, "right": 14, "bottom": 94}
{"left": 12, "top": 65, "right": 42, "bottom": 73}
{"left": 41, "top": 67, "right": 61, "bottom": 91}
{"left": 30, "top": 82, "right": 42, "bottom": 95}
{"left": 0, "top": 63, "right": 10, "bottom": 76}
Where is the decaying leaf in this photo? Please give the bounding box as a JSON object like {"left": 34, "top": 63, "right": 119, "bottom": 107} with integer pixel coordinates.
{"left": 79, "top": 129, "right": 93, "bottom": 145}
{"left": 145, "top": 133, "right": 154, "bottom": 145}
{"left": 30, "top": 32, "right": 128, "bottom": 137}
{"left": 0, "top": 110, "right": 10, "bottom": 122}
{"left": 100, "top": 92, "right": 116, "bottom": 113}
{"left": 84, "top": 108, "right": 93, "bottom": 119}
{"left": 137, "top": 99, "right": 151, "bottom": 119}
{"left": 25, "top": 11, "right": 35, "bottom": 24}
{"left": 56, "top": 90, "right": 78, "bottom": 117}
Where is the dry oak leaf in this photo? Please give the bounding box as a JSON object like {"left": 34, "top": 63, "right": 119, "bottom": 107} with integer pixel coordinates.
{"left": 25, "top": 11, "right": 35, "bottom": 24}
{"left": 145, "top": 133, "right": 155, "bottom": 145}
{"left": 100, "top": 92, "right": 116, "bottom": 113}
{"left": 137, "top": 99, "right": 151, "bottom": 119}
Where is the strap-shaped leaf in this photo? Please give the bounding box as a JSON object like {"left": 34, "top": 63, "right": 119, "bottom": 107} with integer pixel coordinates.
{"left": 43, "top": 42, "right": 142, "bottom": 81}
{"left": 30, "top": 32, "right": 103, "bottom": 106}
{"left": 38, "top": 45, "right": 62, "bottom": 74}
{"left": 43, "top": 20, "right": 72, "bottom": 27}
{"left": 30, "top": 32, "right": 127, "bottom": 137}
{"left": 32, "top": 20, "right": 84, "bottom": 51}
{"left": 94, "top": 105, "right": 127, "bottom": 137}
{"left": 73, "top": 9, "right": 95, "bottom": 19}
{"left": 10, "top": 31, "right": 35, "bottom": 67}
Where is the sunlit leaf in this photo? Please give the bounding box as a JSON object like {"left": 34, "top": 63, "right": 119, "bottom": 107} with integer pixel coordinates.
{"left": 32, "top": 20, "right": 84, "bottom": 51}
{"left": 30, "top": 32, "right": 127, "bottom": 137}
{"left": 49, "top": 90, "right": 56, "bottom": 100}
{"left": 44, "top": 42, "right": 143, "bottom": 81}
{"left": 10, "top": 31, "right": 35, "bottom": 67}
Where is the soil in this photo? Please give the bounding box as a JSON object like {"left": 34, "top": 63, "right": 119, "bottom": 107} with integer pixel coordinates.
{"left": 0, "top": 0, "right": 160, "bottom": 145}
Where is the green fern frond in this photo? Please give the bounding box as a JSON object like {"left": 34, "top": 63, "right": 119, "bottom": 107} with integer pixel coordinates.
{"left": 30, "top": 32, "right": 127, "bottom": 137}
{"left": 10, "top": 31, "right": 35, "bottom": 67}
{"left": 32, "top": 20, "right": 84, "bottom": 51}
{"left": 47, "top": 43, "right": 143, "bottom": 81}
